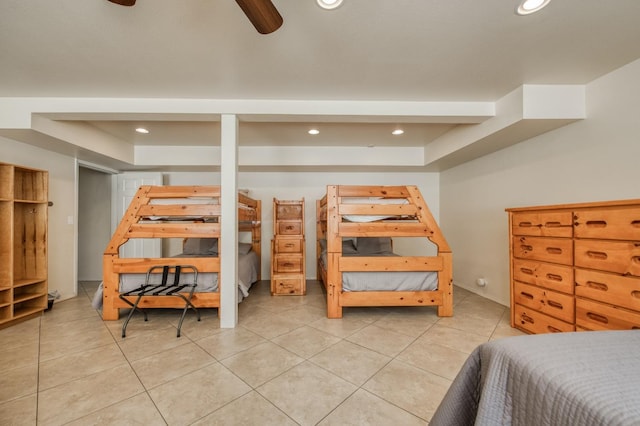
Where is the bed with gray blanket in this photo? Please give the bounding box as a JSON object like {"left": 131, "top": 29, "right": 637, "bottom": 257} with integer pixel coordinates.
{"left": 430, "top": 330, "right": 640, "bottom": 426}
{"left": 92, "top": 248, "right": 259, "bottom": 310}
{"left": 319, "top": 238, "right": 438, "bottom": 292}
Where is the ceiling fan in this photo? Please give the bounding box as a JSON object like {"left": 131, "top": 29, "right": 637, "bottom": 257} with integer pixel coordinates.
{"left": 107, "top": 0, "right": 283, "bottom": 34}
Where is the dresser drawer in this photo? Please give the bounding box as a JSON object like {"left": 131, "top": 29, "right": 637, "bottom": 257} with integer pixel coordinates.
{"left": 575, "top": 268, "right": 640, "bottom": 313}
{"left": 275, "top": 238, "right": 302, "bottom": 253}
{"left": 511, "top": 211, "right": 573, "bottom": 238}
{"left": 513, "top": 281, "right": 574, "bottom": 323}
{"left": 273, "top": 255, "right": 303, "bottom": 273}
{"left": 276, "top": 204, "right": 303, "bottom": 220}
{"left": 272, "top": 275, "right": 305, "bottom": 295}
{"left": 574, "top": 207, "right": 640, "bottom": 240}
{"left": 277, "top": 221, "right": 302, "bottom": 235}
{"left": 512, "top": 259, "right": 574, "bottom": 294}
{"left": 512, "top": 236, "right": 573, "bottom": 265}
{"left": 513, "top": 304, "right": 574, "bottom": 334}
{"left": 574, "top": 239, "right": 640, "bottom": 277}
{"left": 575, "top": 297, "right": 640, "bottom": 331}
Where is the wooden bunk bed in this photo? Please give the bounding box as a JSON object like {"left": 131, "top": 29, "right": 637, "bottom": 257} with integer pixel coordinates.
{"left": 102, "top": 185, "right": 261, "bottom": 321}
{"left": 316, "top": 185, "right": 453, "bottom": 318}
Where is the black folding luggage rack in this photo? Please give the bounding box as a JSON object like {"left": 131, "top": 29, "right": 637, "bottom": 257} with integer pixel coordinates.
{"left": 119, "top": 265, "right": 201, "bottom": 338}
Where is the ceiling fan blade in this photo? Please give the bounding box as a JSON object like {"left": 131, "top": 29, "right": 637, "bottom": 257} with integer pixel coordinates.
{"left": 107, "top": 0, "right": 136, "bottom": 6}
{"left": 236, "top": 0, "right": 283, "bottom": 34}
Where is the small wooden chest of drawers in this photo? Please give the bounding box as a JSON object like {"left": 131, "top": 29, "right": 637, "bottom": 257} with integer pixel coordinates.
{"left": 507, "top": 200, "right": 640, "bottom": 334}
{"left": 271, "top": 198, "right": 306, "bottom": 295}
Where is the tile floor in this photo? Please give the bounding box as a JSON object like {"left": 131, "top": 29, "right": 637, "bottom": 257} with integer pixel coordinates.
{"left": 0, "top": 280, "right": 524, "bottom": 425}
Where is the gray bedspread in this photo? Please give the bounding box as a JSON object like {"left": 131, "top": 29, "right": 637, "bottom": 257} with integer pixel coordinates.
{"left": 430, "top": 330, "right": 640, "bottom": 426}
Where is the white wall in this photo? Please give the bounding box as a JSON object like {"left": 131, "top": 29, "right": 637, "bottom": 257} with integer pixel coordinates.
{"left": 440, "top": 58, "right": 640, "bottom": 306}
{"left": 0, "top": 137, "right": 77, "bottom": 300}
{"left": 166, "top": 171, "right": 440, "bottom": 280}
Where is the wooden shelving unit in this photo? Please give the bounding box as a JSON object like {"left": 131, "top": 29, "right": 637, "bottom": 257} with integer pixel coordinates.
{"left": 0, "top": 162, "right": 48, "bottom": 329}
{"left": 271, "top": 198, "right": 306, "bottom": 295}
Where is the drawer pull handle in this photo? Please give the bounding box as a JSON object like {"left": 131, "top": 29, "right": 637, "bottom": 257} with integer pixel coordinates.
{"left": 546, "top": 247, "right": 562, "bottom": 255}
{"left": 546, "top": 273, "right": 563, "bottom": 282}
{"left": 631, "top": 290, "right": 640, "bottom": 299}
{"left": 633, "top": 256, "right": 640, "bottom": 264}
{"left": 285, "top": 243, "right": 294, "bottom": 248}
{"left": 286, "top": 226, "right": 294, "bottom": 230}
{"left": 586, "top": 251, "right": 607, "bottom": 260}
{"left": 547, "top": 300, "right": 563, "bottom": 310}
{"left": 547, "top": 326, "right": 562, "bottom": 333}
{"left": 283, "top": 263, "right": 294, "bottom": 267}
{"left": 632, "top": 220, "right": 640, "bottom": 228}
{"left": 544, "top": 221, "right": 562, "bottom": 228}
{"left": 518, "top": 221, "right": 534, "bottom": 228}
{"left": 520, "top": 313, "right": 534, "bottom": 324}
{"left": 520, "top": 291, "right": 534, "bottom": 300}
{"left": 520, "top": 245, "right": 533, "bottom": 252}
{"left": 585, "top": 220, "right": 607, "bottom": 228}
{"left": 585, "top": 280, "right": 608, "bottom": 292}
{"left": 586, "top": 312, "right": 609, "bottom": 324}
{"left": 520, "top": 267, "right": 534, "bottom": 275}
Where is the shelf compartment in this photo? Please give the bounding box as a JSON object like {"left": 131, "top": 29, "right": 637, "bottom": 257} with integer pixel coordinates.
{"left": 0, "top": 201, "right": 12, "bottom": 288}
{"left": 13, "top": 281, "right": 46, "bottom": 303}
{"left": 0, "top": 288, "right": 11, "bottom": 307}
{"left": 13, "top": 167, "right": 48, "bottom": 202}
{"left": 13, "top": 203, "right": 47, "bottom": 281}
{"left": 14, "top": 278, "right": 47, "bottom": 288}
{"left": 12, "top": 296, "right": 47, "bottom": 319}
{"left": 0, "top": 305, "right": 11, "bottom": 322}
{"left": 0, "top": 164, "right": 13, "bottom": 200}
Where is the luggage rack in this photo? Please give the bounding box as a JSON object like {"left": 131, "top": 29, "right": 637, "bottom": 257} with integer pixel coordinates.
{"left": 119, "top": 265, "right": 201, "bottom": 338}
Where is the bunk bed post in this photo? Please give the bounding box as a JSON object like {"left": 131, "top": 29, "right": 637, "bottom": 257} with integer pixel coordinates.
{"left": 102, "top": 254, "right": 119, "bottom": 320}
{"left": 438, "top": 251, "right": 453, "bottom": 316}
{"left": 326, "top": 185, "right": 343, "bottom": 318}
{"left": 327, "top": 253, "right": 342, "bottom": 318}
{"left": 253, "top": 199, "right": 262, "bottom": 281}
{"left": 316, "top": 198, "right": 323, "bottom": 281}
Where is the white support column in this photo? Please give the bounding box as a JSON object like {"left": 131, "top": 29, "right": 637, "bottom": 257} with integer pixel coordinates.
{"left": 220, "top": 114, "right": 238, "bottom": 328}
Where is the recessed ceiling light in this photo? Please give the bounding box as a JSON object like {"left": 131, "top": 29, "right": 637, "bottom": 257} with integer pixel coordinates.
{"left": 392, "top": 129, "right": 404, "bottom": 135}
{"left": 308, "top": 129, "right": 320, "bottom": 135}
{"left": 317, "top": 0, "right": 343, "bottom": 10}
{"left": 135, "top": 127, "right": 149, "bottom": 134}
{"left": 516, "top": 0, "right": 550, "bottom": 15}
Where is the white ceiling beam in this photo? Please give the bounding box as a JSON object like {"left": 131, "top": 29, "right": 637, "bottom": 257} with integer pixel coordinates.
{"left": 424, "top": 85, "right": 586, "bottom": 170}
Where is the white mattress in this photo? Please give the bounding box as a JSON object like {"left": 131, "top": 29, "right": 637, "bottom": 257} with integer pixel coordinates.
{"left": 341, "top": 197, "right": 410, "bottom": 223}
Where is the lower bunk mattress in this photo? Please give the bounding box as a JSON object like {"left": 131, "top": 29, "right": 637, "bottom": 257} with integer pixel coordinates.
{"left": 320, "top": 252, "right": 438, "bottom": 292}
{"left": 92, "top": 251, "right": 259, "bottom": 309}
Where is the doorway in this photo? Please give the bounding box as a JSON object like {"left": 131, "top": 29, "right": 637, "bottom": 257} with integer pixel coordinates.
{"left": 77, "top": 166, "right": 113, "bottom": 281}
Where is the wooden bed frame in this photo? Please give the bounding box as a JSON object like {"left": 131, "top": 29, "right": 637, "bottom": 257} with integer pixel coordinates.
{"left": 316, "top": 185, "right": 453, "bottom": 318}
{"left": 102, "top": 185, "right": 261, "bottom": 320}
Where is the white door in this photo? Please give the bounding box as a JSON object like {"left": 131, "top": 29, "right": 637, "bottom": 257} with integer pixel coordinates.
{"left": 113, "top": 172, "right": 163, "bottom": 258}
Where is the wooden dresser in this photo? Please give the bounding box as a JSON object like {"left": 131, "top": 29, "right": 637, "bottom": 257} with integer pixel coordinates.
{"left": 507, "top": 199, "right": 640, "bottom": 334}
{"left": 271, "top": 198, "right": 306, "bottom": 295}
{"left": 0, "top": 162, "right": 49, "bottom": 329}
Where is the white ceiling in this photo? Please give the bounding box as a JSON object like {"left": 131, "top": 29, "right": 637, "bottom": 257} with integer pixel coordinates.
{"left": 1, "top": 0, "right": 639, "bottom": 170}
